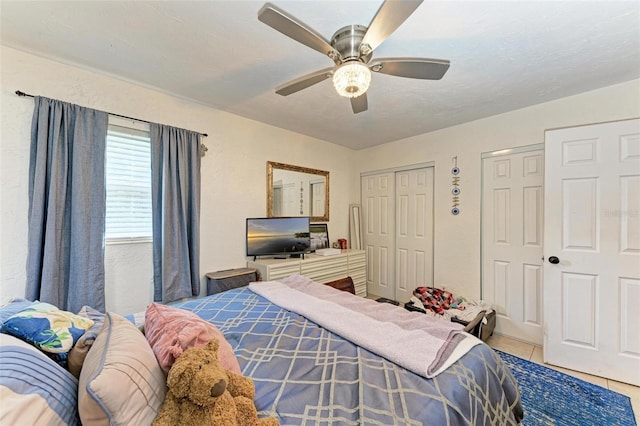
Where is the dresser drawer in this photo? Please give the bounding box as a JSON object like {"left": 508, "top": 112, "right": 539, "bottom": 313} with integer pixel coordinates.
{"left": 301, "top": 255, "right": 348, "bottom": 283}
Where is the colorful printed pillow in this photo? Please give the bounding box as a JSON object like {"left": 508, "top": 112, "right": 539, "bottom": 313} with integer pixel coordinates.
{"left": 78, "top": 312, "right": 166, "bottom": 425}
{"left": 144, "top": 302, "right": 241, "bottom": 374}
{"left": 0, "top": 298, "right": 35, "bottom": 328}
{"left": 68, "top": 306, "right": 105, "bottom": 379}
{"left": 0, "top": 333, "right": 80, "bottom": 426}
{"left": 1, "top": 302, "right": 94, "bottom": 367}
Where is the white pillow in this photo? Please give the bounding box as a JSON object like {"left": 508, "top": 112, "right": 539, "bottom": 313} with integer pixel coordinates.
{"left": 78, "top": 312, "right": 167, "bottom": 425}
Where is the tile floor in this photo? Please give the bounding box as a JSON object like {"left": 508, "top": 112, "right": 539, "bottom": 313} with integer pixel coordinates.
{"left": 486, "top": 334, "right": 640, "bottom": 425}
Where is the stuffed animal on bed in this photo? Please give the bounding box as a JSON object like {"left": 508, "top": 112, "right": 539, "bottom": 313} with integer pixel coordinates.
{"left": 153, "top": 338, "right": 279, "bottom": 426}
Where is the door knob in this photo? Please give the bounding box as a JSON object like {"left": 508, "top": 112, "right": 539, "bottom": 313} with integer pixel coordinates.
{"left": 548, "top": 256, "right": 560, "bottom": 264}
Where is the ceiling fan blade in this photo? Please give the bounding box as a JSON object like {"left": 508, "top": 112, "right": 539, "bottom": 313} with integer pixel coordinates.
{"left": 360, "top": 0, "right": 423, "bottom": 53}
{"left": 275, "top": 67, "right": 334, "bottom": 96}
{"left": 371, "top": 57, "right": 450, "bottom": 79}
{"left": 258, "top": 3, "right": 339, "bottom": 59}
{"left": 350, "top": 94, "right": 368, "bottom": 114}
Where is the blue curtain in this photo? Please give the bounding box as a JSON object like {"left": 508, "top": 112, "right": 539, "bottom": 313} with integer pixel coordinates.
{"left": 150, "top": 124, "right": 201, "bottom": 303}
{"left": 26, "top": 97, "right": 108, "bottom": 312}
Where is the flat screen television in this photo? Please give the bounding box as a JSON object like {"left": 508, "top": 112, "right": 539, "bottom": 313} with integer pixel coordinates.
{"left": 246, "top": 217, "right": 310, "bottom": 259}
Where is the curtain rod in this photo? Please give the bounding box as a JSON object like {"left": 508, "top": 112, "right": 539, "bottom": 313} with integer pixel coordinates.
{"left": 15, "top": 90, "right": 208, "bottom": 138}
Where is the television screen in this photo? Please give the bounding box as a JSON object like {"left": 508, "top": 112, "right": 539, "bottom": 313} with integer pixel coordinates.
{"left": 246, "top": 217, "right": 310, "bottom": 258}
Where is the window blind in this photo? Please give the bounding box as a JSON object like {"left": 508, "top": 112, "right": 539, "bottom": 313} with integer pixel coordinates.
{"left": 105, "top": 124, "right": 152, "bottom": 241}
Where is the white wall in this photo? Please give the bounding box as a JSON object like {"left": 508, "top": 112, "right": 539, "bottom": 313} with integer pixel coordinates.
{"left": 355, "top": 79, "right": 640, "bottom": 299}
{"left": 0, "top": 46, "right": 356, "bottom": 314}
{"left": 3, "top": 46, "right": 638, "bottom": 312}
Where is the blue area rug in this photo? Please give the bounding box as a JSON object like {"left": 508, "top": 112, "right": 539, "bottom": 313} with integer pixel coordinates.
{"left": 496, "top": 350, "right": 636, "bottom": 426}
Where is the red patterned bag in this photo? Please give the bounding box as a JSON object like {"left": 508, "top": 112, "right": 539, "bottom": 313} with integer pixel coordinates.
{"left": 412, "top": 287, "right": 464, "bottom": 315}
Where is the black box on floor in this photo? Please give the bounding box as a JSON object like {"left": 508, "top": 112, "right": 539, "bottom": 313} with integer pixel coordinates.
{"left": 404, "top": 302, "right": 496, "bottom": 342}
{"left": 206, "top": 268, "right": 257, "bottom": 295}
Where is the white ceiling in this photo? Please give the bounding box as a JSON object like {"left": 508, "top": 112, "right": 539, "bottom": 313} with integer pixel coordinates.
{"left": 2, "top": 1, "right": 639, "bottom": 150}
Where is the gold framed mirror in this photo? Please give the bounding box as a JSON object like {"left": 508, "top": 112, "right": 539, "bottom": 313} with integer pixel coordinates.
{"left": 267, "top": 161, "right": 329, "bottom": 222}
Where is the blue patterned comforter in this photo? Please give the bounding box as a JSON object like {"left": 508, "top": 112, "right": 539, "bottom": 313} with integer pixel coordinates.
{"left": 172, "top": 287, "right": 523, "bottom": 425}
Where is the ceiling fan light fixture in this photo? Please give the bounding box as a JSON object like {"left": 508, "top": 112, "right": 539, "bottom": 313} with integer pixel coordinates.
{"left": 332, "top": 61, "right": 371, "bottom": 98}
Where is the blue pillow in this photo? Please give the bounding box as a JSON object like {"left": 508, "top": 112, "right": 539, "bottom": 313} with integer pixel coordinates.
{"left": 0, "top": 298, "right": 35, "bottom": 328}
{"left": 0, "top": 333, "right": 80, "bottom": 425}
{"left": 1, "top": 302, "right": 94, "bottom": 367}
{"left": 68, "top": 306, "right": 106, "bottom": 378}
{"left": 75, "top": 305, "right": 105, "bottom": 345}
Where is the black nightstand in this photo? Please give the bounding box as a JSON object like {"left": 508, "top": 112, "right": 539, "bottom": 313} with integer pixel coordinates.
{"left": 206, "top": 268, "right": 258, "bottom": 295}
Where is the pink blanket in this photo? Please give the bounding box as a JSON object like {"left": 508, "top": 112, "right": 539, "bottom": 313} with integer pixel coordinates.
{"left": 249, "top": 275, "right": 480, "bottom": 378}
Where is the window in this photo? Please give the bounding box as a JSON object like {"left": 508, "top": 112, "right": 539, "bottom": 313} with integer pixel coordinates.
{"left": 105, "top": 117, "right": 152, "bottom": 242}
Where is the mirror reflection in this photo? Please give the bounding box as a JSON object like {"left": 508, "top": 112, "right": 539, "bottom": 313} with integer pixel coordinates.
{"left": 267, "top": 161, "right": 329, "bottom": 222}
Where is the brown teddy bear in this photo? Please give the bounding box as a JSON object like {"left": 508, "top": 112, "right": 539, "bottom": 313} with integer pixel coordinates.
{"left": 153, "top": 338, "right": 279, "bottom": 426}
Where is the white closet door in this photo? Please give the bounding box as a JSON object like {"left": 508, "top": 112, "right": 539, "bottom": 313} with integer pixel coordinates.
{"left": 482, "top": 149, "right": 544, "bottom": 345}
{"left": 362, "top": 173, "right": 395, "bottom": 299}
{"left": 544, "top": 118, "right": 640, "bottom": 386}
{"left": 282, "top": 182, "right": 297, "bottom": 215}
{"left": 395, "top": 168, "right": 434, "bottom": 302}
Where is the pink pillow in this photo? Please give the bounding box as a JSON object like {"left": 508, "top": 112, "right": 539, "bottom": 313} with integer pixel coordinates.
{"left": 144, "top": 303, "right": 241, "bottom": 374}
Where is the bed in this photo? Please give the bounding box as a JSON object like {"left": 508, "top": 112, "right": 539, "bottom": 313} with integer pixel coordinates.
{"left": 0, "top": 275, "right": 523, "bottom": 425}
{"left": 171, "top": 275, "right": 524, "bottom": 425}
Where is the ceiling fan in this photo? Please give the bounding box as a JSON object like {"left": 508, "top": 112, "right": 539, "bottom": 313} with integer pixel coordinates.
{"left": 258, "top": 0, "right": 450, "bottom": 114}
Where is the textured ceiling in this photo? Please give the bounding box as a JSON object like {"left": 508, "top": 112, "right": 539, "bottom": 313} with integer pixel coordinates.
{"left": 2, "top": 1, "right": 639, "bottom": 150}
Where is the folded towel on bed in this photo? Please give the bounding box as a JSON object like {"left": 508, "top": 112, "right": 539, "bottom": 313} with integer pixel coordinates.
{"left": 249, "top": 275, "right": 480, "bottom": 378}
